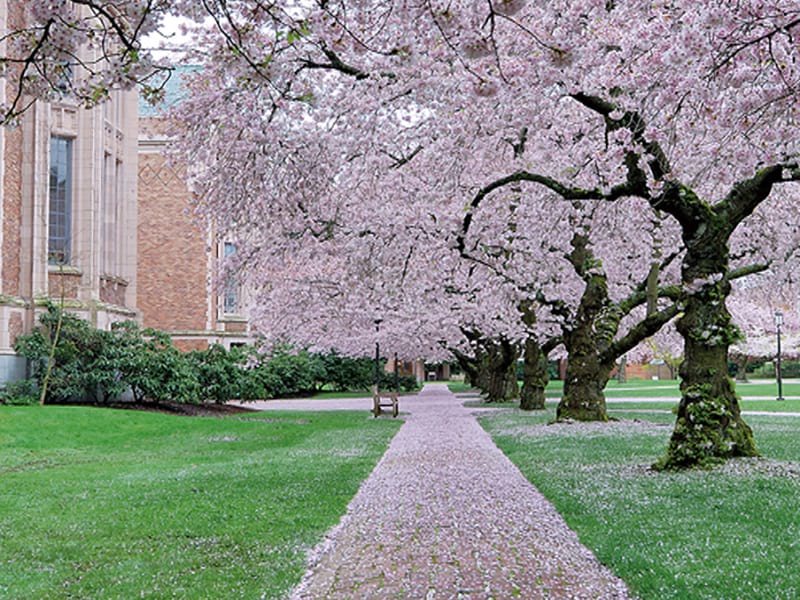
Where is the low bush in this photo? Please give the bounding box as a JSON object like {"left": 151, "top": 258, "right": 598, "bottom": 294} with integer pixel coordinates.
{"left": 13, "top": 306, "right": 418, "bottom": 404}
{"left": 14, "top": 305, "right": 123, "bottom": 404}
{"left": 0, "top": 379, "right": 39, "bottom": 405}
{"left": 257, "top": 346, "right": 325, "bottom": 397}
{"left": 379, "top": 371, "right": 419, "bottom": 392}
{"left": 316, "top": 351, "right": 374, "bottom": 391}
{"left": 187, "top": 344, "right": 262, "bottom": 403}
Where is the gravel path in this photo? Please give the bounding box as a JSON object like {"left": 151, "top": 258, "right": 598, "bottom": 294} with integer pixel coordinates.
{"left": 288, "top": 383, "right": 633, "bottom": 599}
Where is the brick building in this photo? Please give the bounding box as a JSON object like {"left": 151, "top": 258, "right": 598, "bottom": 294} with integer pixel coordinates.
{"left": 0, "top": 1, "right": 139, "bottom": 385}
{"left": 137, "top": 70, "right": 252, "bottom": 351}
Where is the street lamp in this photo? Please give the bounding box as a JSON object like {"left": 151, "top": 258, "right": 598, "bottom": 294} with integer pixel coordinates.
{"left": 775, "top": 310, "right": 785, "bottom": 401}
{"left": 374, "top": 318, "right": 383, "bottom": 392}
{"left": 394, "top": 352, "right": 400, "bottom": 392}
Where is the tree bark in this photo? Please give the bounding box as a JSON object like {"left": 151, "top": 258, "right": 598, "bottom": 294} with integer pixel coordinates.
{"left": 617, "top": 355, "right": 627, "bottom": 384}
{"left": 477, "top": 339, "right": 519, "bottom": 403}
{"left": 656, "top": 230, "right": 758, "bottom": 469}
{"left": 520, "top": 337, "right": 548, "bottom": 410}
{"left": 557, "top": 334, "right": 611, "bottom": 421}
{"left": 733, "top": 354, "right": 749, "bottom": 382}
{"left": 453, "top": 350, "right": 479, "bottom": 388}
{"left": 557, "top": 234, "right": 610, "bottom": 421}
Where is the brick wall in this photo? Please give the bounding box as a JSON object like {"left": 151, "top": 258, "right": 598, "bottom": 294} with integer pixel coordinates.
{"left": 137, "top": 146, "right": 209, "bottom": 332}
{"left": 174, "top": 339, "right": 209, "bottom": 352}
{"left": 223, "top": 320, "right": 247, "bottom": 333}
{"left": 616, "top": 362, "right": 677, "bottom": 380}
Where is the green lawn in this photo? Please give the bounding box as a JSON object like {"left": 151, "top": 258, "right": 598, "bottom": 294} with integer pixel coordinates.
{"left": 0, "top": 406, "right": 401, "bottom": 599}
{"left": 602, "top": 379, "right": 800, "bottom": 399}
{"left": 479, "top": 408, "right": 800, "bottom": 599}
{"left": 454, "top": 377, "right": 800, "bottom": 402}
{"left": 606, "top": 399, "right": 800, "bottom": 414}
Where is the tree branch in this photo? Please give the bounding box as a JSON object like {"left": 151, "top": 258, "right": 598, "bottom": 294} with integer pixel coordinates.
{"left": 600, "top": 303, "right": 681, "bottom": 365}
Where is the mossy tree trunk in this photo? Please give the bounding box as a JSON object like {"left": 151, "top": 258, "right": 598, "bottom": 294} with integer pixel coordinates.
{"left": 556, "top": 234, "right": 611, "bottom": 421}
{"left": 520, "top": 337, "right": 549, "bottom": 410}
{"left": 518, "top": 301, "right": 558, "bottom": 411}
{"left": 558, "top": 319, "right": 611, "bottom": 420}
{"left": 656, "top": 214, "right": 758, "bottom": 469}
{"left": 657, "top": 287, "right": 757, "bottom": 468}
{"left": 555, "top": 232, "right": 682, "bottom": 421}
{"left": 477, "top": 338, "right": 519, "bottom": 403}
{"left": 557, "top": 345, "right": 612, "bottom": 420}
{"left": 452, "top": 348, "right": 480, "bottom": 389}
{"left": 617, "top": 355, "right": 627, "bottom": 384}
{"left": 732, "top": 353, "right": 749, "bottom": 382}
{"left": 453, "top": 334, "right": 519, "bottom": 403}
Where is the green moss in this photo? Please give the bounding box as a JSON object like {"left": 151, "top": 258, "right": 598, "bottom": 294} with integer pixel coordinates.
{"left": 0, "top": 294, "right": 28, "bottom": 307}
{"left": 655, "top": 392, "right": 758, "bottom": 471}
{"left": 556, "top": 401, "right": 609, "bottom": 422}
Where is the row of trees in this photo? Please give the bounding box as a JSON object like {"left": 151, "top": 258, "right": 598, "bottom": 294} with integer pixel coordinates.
{"left": 1, "top": 305, "right": 416, "bottom": 406}
{"left": 5, "top": 2, "right": 800, "bottom": 469}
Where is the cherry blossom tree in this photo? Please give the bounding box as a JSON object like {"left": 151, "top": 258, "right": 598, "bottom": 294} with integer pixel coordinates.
{"left": 169, "top": 0, "right": 800, "bottom": 468}
{"left": 8, "top": 1, "right": 800, "bottom": 469}
{"left": 729, "top": 274, "right": 800, "bottom": 381}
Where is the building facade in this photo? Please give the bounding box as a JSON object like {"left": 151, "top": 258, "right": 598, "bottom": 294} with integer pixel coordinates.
{"left": 137, "top": 80, "right": 253, "bottom": 351}
{"left": 1, "top": 1, "right": 139, "bottom": 385}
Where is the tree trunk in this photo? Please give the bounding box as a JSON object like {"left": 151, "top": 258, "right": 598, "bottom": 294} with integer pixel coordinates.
{"left": 520, "top": 337, "right": 548, "bottom": 410}
{"left": 656, "top": 276, "right": 758, "bottom": 469}
{"left": 617, "top": 355, "right": 627, "bottom": 384}
{"left": 453, "top": 352, "right": 479, "bottom": 388}
{"left": 477, "top": 339, "right": 519, "bottom": 403}
{"left": 557, "top": 336, "right": 610, "bottom": 421}
{"left": 557, "top": 234, "right": 610, "bottom": 421}
{"left": 734, "top": 354, "right": 749, "bottom": 382}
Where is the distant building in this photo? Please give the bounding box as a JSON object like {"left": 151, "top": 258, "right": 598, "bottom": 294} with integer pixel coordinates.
{"left": 1, "top": 0, "right": 139, "bottom": 385}
{"left": 137, "top": 68, "right": 253, "bottom": 351}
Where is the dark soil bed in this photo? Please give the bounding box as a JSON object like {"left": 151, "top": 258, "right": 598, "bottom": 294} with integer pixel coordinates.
{"left": 58, "top": 400, "right": 259, "bottom": 418}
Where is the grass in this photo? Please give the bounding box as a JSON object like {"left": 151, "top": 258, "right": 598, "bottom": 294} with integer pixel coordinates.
{"left": 454, "top": 377, "right": 800, "bottom": 403}
{"left": 606, "top": 399, "right": 800, "bottom": 414}
{"left": 446, "top": 381, "right": 477, "bottom": 394}
{"left": 0, "top": 406, "right": 401, "bottom": 599}
{"left": 479, "top": 408, "right": 800, "bottom": 599}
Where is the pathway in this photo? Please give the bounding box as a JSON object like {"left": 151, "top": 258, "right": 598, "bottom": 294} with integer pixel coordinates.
{"left": 284, "top": 383, "right": 632, "bottom": 599}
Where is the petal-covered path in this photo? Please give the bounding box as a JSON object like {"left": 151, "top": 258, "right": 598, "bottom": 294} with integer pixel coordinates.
{"left": 286, "top": 384, "right": 632, "bottom": 599}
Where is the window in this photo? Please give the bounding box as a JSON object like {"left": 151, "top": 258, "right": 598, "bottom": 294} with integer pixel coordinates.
{"left": 222, "top": 242, "right": 238, "bottom": 314}
{"left": 54, "top": 62, "right": 73, "bottom": 94}
{"left": 48, "top": 137, "right": 73, "bottom": 265}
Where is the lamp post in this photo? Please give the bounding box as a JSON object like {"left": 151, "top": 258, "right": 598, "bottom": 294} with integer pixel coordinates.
{"left": 775, "top": 310, "right": 784, "bottom": 401}
{"left": 394, "top": 352, "right": 400, "bottom": 392}
{"left": 374, "top": 318, "right": 383, "bottom": 393}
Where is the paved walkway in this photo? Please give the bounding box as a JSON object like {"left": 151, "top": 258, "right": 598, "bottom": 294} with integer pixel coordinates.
{"left": 280, "top": 383, "right": 631, "bottom": 599}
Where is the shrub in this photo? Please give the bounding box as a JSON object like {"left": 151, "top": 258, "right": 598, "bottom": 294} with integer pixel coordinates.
{"left": 187, "top": 344, "right": 265, "bottom": 403}
{"left": 111, "top": 324, "right": 200, "bottom": 404}
{"left": 14, "top": 304, "right": 122, "bottom": 404}
{"left": 0, "top": 379, "right": 39, "bottom": 405}
{"left": 379, "top": 371, "right": 419, "bottom": 392}
{"left": 315, "top": 351, "right": 375, "bottom": 391}
{"left": 254, "top": 346, "right": 325, "bottom": 397}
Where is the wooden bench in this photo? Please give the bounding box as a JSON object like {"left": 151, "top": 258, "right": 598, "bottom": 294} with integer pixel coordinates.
{"left": 372, "top": 388, "right": 399, "bottom": 418}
